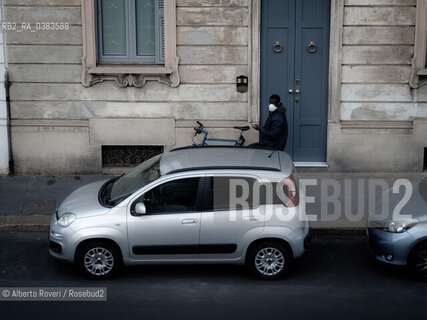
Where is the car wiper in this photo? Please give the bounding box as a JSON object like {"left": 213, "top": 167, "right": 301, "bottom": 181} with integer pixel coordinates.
{"left": 103, "top": 182, "right": 114, "bottom": 204}
{"left": 108, "top": 193, "right": 131, "bottom": 207}
{"left": 99, "top": 176, "right": 120, "bottom": 207}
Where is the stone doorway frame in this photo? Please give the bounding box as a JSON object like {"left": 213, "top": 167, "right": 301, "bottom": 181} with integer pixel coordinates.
{"left": 248, "top": 0, "right": 344, "bottom": 156}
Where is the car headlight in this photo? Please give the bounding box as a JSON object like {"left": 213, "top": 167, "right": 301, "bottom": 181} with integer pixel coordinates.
{"left": 57, "top": 213, "right": 76, "bottom": 228}
{"left": 383, "top": 219, "right": 419, "bottom": 233}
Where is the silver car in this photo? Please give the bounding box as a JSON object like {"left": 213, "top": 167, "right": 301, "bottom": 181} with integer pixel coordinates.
{"left": 49, "top": 146, "right": 309, "bottom": 280}
{"left": 367, "top": 178, "right": 427, "bottom": 280}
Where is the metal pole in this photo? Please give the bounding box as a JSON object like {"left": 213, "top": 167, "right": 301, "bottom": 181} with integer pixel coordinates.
{"left": 4, "top": 71, "right": 14, "bottom": 175}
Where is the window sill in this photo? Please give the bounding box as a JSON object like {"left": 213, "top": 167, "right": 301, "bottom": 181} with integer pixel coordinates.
{"left": 417, "top": 68, "right": 427, "bottom": 76}
{"left": 89, "top": 65, "right": 173, "bottom": 75}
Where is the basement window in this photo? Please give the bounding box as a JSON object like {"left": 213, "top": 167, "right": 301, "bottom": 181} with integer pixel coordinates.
{"left": 102, "top": 145, "right": 163, "bottom": 167}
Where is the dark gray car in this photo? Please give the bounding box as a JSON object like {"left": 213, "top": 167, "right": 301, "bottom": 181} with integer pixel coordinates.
{"left": 367, "top": 178, "right": 427, "bottom": 280}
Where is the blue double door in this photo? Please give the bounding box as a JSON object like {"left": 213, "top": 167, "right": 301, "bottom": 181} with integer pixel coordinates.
{"left": 260, "top": 0, "right": 330, "bottom": 162}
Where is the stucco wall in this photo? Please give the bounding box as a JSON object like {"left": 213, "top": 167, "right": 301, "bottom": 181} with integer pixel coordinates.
{"left": 341, "top": 0, "right": 422, "bottom": 121}
{"left": 325, "top": 0, "right": 427, "bottom": 172}
{"left": 3, "top": 0, "right": 427, "bottom": 174}
{"left": 5, "top": 0, "right": 253, "bottom": 174}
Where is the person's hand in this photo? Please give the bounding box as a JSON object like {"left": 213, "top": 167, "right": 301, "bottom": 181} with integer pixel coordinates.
{"left": 252, "top": 123, "right": 260, "bottom": 130}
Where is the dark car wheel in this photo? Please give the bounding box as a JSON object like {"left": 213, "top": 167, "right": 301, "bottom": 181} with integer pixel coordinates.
{"left": 408, "top": 243, "right": 427, "bottom": 281}
{"left": 76, "top": 241, "right": 121, "bottom": 280}
{"left": 247, "top": 241, "right": 292, "bottom": 280}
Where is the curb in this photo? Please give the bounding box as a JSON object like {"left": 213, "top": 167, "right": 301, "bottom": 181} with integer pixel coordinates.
{"left": 0, "top": 214, "right": 51, "bottom": 232}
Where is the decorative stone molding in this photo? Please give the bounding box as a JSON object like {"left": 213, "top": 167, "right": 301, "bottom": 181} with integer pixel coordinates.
{"left": 410, "top": 0, "right": 427, "bottom": 88}
{"left": 115, "top": 74, "right": 149, "bottom": 88}
{"left": 340, "top": 121, "right": 413, "bottom": 135}
{"left": 81, "top": 0, "right": 180, "bottom": 88}
{"left": 82, "top": 59, "right": 181, "bottom": 88}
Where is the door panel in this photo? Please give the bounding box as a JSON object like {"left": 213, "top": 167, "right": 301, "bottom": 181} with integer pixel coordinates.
{"left": 261, "top": 0, "right": 330, "bottom": 161}
{"left": 199, "top": 210, "right": 263, "bottom": 260}
{"left": 294, "top": 0, "right": 329, "bottom": 161}
{"left": 127, "top": 177, "right": 202, "bottom": 261}
{"left": 128, "top": 213, "right": 201, "bottom": 259}
{"left": 261, "top": 0, "right": 295, "bottom": 156}
{"left": 199, "top": 176, "right": 265, "bottom": 260}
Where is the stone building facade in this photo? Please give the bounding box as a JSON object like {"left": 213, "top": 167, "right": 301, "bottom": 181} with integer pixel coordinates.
{"left": 1, "top": 0, "right": 427, "bottom": 174}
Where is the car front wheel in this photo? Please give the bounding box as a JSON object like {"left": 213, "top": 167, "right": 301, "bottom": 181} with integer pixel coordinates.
{"left": 76, "top": 241, "right": 121, "bottom": 279}
{"left": 247, "top": 241, "right": 292, "bottom": 280}
{"left": 408, "top": 243, "right": 427, "bottom": 281}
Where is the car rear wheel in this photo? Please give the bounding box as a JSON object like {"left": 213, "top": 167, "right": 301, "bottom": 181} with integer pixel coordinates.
{"left": 247, "top": 241, "right": 292, "bottom": 280}
{"left": 76, "top": 241, "right": 121, "bottom": 279}
{"left": 408, "top": 243, "right": 427, "bottom": 281}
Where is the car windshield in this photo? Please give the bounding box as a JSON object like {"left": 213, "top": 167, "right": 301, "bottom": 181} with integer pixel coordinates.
{"left": 107, "top": 154, "right": 162, "bottom": 206}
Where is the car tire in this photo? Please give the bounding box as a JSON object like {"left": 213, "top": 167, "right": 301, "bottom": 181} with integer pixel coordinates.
{"left": 408, "top": 243, "right": 427, "bottom": 281}
{"left": 76, "top": 241, "right": 121, "bottom": 280}
{"left": 247, "top": 241, "right": 292, "bottom": 280}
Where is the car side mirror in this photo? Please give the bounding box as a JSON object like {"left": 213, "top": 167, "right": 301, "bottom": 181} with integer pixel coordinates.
{"left": 134, "top": 202, "right": 147, "bottom": 216}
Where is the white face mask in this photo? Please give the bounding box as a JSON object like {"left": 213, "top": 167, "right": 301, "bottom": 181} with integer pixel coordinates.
{"left": 269, "top": 104, "right": 277, "bottom": 112}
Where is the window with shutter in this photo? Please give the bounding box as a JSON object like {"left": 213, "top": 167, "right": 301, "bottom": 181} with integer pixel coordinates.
{"left": 81, "top": 0, "right": 179, "bottom": 88}
{"left": 97, "top": 0, "right": 163, "bottom": 63}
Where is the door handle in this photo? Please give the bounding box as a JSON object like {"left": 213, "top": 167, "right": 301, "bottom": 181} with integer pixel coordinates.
{"left": 181, "top": 218, "right": 197, "bottom": 224}
{"left": 288, "top": 89, "right": 293, "bottom": 94}
{"left": 295, "top": 89, "right": 300, "bottom": 94}
{"left": 244, "top": 216, "right": 259, "bottom": 221}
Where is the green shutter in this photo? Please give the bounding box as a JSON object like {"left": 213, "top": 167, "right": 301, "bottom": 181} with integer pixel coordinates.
{"left": 156, "top": 0, "right": 165, "bottom": 64}
{"left": 135, "top": 0, "right": 156, "bottom": 57}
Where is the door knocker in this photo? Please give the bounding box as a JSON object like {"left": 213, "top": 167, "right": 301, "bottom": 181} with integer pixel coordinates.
{"left": 273, "top": 41, "right": 283, "bottom": 53}
{"left": 307, "top": 41, "right": 318, "bottom": 53}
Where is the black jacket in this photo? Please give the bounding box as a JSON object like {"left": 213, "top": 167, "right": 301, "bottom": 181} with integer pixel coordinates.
{"left": 259, "top": 105, "right": 288, "bottom": 150}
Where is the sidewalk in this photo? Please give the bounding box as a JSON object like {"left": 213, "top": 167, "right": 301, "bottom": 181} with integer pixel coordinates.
{"left": 0, "top": 172, "right": 426, "bottom": 231}
{"left": 0, "top": 175, "right": 113, "bottom": 230}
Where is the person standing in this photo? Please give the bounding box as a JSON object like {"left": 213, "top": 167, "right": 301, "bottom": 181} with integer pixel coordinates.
{"left": 252, "top": 94, "right": 288, "bottom": 150}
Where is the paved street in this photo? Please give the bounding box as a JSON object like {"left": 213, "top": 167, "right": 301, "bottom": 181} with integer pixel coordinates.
{"left": 0, "top": 232, "right": 426, "bottom": 320}
{"left": 0, "top": 175, "right": 111, "bottom": 216}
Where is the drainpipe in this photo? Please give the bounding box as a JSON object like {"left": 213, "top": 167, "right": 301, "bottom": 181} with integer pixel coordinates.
{"left": 4, "top": 71, "right": 13, "bottom": 175}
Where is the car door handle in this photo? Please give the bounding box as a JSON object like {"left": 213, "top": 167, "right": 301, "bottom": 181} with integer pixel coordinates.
{"left": 181, "top": 218, "right": 198, "bottom": 224}
{"left": 244, "top": 216, "right": 259, "bottom": 221}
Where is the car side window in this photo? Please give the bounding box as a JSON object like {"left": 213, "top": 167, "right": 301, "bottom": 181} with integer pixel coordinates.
{"left": 204, "top": 176, "right": 258, "bottom": 211}
{"left": 132, "top": 177, "right": 201, "bottom": 214}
